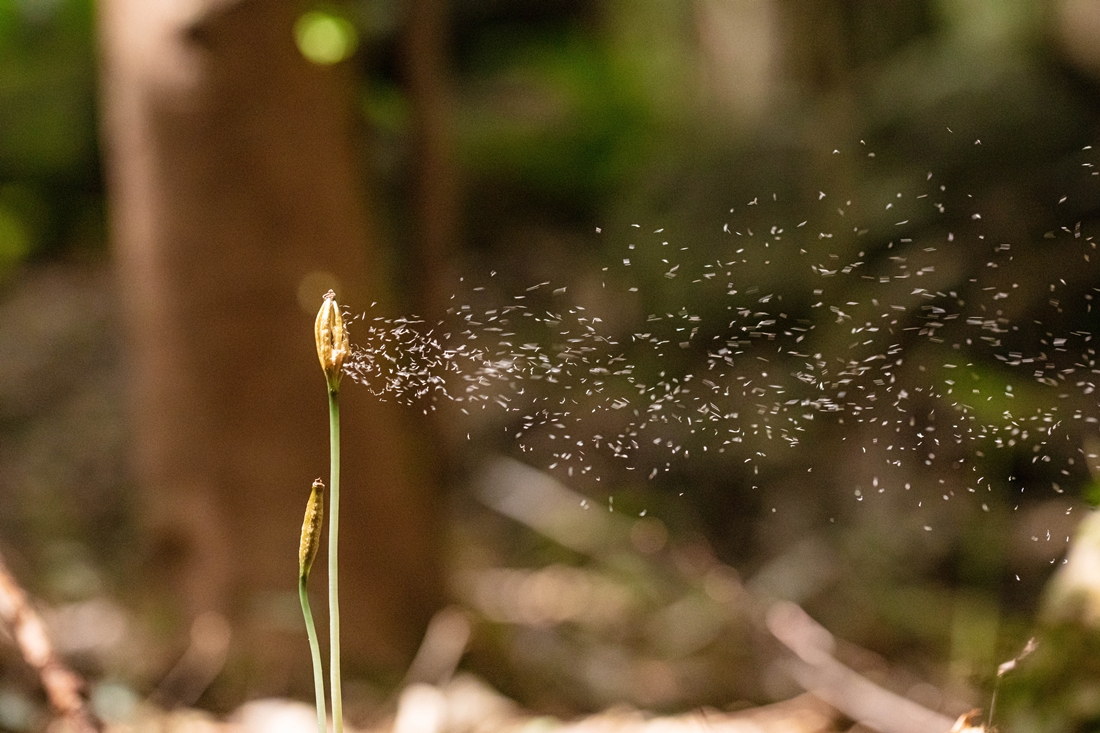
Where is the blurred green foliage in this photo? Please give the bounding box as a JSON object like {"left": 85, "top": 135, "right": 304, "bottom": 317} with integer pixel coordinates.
{"left": 0, "top": 0, "right": 99, "bottom": 279}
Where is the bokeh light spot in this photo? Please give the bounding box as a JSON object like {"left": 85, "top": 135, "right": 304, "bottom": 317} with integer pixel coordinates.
{"left": 297, "top": 270, "right": 341, "bottom": 315}
{"left": 0, "top": 206, "right": 30, "bottom": 277}
{"left": 294, "top": 10, "right": 358, "bottom": 66}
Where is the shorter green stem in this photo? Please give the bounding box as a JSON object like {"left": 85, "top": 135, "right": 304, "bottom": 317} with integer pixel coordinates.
{"left": 299, "top": 577, "right": 327, "bottom": 733}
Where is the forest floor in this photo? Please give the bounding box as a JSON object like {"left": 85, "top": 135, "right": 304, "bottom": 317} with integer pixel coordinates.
{"left": 0, "top": 260, "right": 978, "bottom": 733}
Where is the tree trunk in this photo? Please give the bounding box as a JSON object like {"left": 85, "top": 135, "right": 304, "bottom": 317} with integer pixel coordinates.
{"left": 97, "top": 0, "right": 442, "bottom": 701}
{"left": 404, "top": 0, "right": 458, "bottom": 321}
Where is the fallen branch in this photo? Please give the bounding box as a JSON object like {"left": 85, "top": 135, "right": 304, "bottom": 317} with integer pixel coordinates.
{"left": 767, "top": 600, "right": 957, "bottom": 733}
{"left": 0, "top": 550, "right": 102, "bottom": 733}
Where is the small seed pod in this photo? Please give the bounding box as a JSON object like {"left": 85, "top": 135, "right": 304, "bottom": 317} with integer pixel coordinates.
{"left": 299, "top": 479, "right": 325, "bottom": 580}
{"left": 315, "top": 290, "right": 349, "bottom": 391}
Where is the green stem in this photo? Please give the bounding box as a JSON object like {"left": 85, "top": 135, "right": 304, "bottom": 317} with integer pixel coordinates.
{"left": 299, "top": 576, "right": 327, "bottom": 733}
{"left": 327, "top": 388, "right": 343, "bottom": 733}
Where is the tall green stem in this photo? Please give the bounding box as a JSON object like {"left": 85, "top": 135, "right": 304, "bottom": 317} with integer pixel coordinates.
{"left": 314, "top": 290, "right": 347, "bottom": 733}
{"left": 327, "top": 388, "right": 343, "bottom": 733}
{"left": 298, "top": 577, "right": 327, "bottom": 733}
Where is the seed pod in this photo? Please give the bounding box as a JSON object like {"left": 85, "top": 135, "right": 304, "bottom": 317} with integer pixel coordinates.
{"left": 315, "top": 290, "right": 349, "bottom": 391}
{"left": 299, "top": 479, "right": 325, "bottom": 580}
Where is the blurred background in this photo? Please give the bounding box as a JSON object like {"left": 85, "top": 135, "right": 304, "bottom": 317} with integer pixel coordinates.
{"left": 2, "top": 0, "right": 1100, "bottom": 731}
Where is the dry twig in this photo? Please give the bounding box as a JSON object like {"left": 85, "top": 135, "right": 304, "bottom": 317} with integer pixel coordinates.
{"left": 767, "top": 601, "right": 956, "bottom": 733}
{"left": 0, "top": 551, "right": 102, "bottom": 733}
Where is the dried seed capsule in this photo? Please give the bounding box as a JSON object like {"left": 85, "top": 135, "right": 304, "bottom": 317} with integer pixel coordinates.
{"left": 299, "top": 479, "right": 325, "bottom": 580}
{"left": 315, "top": 290, "right": 349, "bottom": 391}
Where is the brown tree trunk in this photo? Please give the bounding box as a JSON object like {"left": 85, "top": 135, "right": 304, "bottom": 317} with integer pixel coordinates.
{"left": 405, "top": 0, "right": 458, "bottom": 321}
{"left": 97, "top": 0, "right": 442, "bottom": 700}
